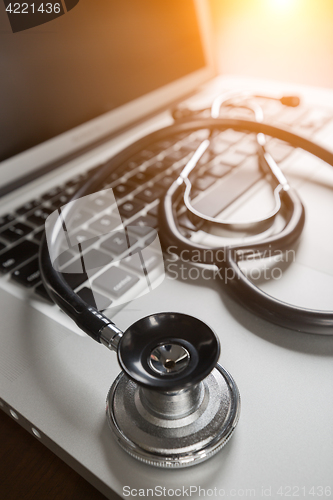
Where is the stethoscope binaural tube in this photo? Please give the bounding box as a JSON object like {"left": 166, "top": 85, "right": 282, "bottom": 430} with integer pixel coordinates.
{"left": 40, "top": 117, "right": 333, "bottom": 339}
{"left": 161, "top": 181, "right": 324, "bottom": 333}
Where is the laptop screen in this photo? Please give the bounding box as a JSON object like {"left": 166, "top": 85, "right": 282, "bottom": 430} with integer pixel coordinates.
{"left": 0, "top": 0, "right": 206, "bottom": 163}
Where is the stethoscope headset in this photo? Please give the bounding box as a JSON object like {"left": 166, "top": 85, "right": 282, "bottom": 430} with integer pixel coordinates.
{"left": 39, "top": 91, "right": 333, "bottom": 467}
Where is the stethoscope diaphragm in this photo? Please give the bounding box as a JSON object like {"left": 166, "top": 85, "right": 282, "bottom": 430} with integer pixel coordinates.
{"left": 106, "top": 313, "right": 240, "bottom": 467}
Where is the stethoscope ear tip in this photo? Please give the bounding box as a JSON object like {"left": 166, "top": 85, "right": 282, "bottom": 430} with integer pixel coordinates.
{"left": 280, "top": 95, "right": 301, "bottom": 107}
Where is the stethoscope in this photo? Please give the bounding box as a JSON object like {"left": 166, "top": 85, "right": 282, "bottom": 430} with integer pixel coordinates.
{"left": 39, "top": 91, "right": 333, "bottom": 468}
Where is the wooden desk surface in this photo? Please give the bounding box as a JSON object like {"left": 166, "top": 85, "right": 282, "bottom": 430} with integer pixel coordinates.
{"left": 0, "top": 410, "right": 120, "bottom": 500}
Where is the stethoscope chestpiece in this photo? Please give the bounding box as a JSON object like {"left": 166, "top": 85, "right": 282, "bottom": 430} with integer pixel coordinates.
{"left": 106, "top": 313, "right": 241, "bottom": 468}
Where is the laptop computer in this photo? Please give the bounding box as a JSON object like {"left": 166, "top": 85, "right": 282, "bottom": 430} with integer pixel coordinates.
{"left": 1, "top": 0, "right": 333, "bottom": 498}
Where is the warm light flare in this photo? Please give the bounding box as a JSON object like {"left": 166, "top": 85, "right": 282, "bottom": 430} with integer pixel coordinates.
{"left": 210, "top": 0, "right": 333, "bottom": 87}
{"left": 269, "top": 0, "right": 298, "bottom": 13}
{"left": 271, "top": 0, "right": 292, "bottom": 8}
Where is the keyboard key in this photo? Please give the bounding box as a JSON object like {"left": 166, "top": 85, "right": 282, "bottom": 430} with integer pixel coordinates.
{"left": 277, "top": 106, "right": 308, "bottom": 127}
{"left": 145, "top": 159, "right": 172, "bottom": 176}
{"left": 136, "top": 187, "right": 164, "bottom": 204}
{"left": 192, "top": 156, "right": 262, "bottom": 218}
{"left": 94, "top": 266, "right": 139, "bottom": 298}
{"left": 193, "top": 175, "right": 215, "bottom": 191}
{"left": 217, "top": 149, "right": 247, "bottom": 168}
{"left": 156, "top": 176, "right": 175, "bottom": 190}
{"left": 173, "top": 163, "right": 186, "bottom": 176}
{"left": 147, "top": 142, "right": 168, "bottom": 153}
{"left": 297, "top": 108, "right": 332, "bottom": 132}
{"left": 80, "top": 248, "right": 113, "bottom": 270}
{"left": 35, "top": 283, "right": 53, "bottom": 303}
{"left": 16, "top": 199, "right": 41, "bottom": 215}
{"left": 266, "top": 140, "right": 294, "bottom": 163}
{"left": 33, "top": 228, "right": 45, "bottom": 242}
{"left": 0, "top": 240, "right": 39, "bottom": 274}
{"left": 126, "top": 152, "right": 152, "bottom": 169}
{"left": 113, "top": 182, "right": 136, "bottom": 198}
{"left": 219, "top": 129, "right": 247, "bottom": 144}
{"left": 101, "top": 231, "right": 138, "bottom": 255}
{"left": 0, "top": 242, "right": 6, "bottom": 252}
{"left": 165, "top": 150, "right": 187, "bottom": 162}
{"left": 65, "top": 174, "right": 87, "bottom": 188}
{"left": 122, "top": 248, "right": 160, "bottom": 273}
{"left": 27, "top": 207, "right": 53, "bottom": 227}
{"left": 257, "top": 99, "right": 281, "bottom": 117}
{"left": 147, "top": 205, "right": 159, "bottom": 217}
{"left": 154, "top": 139, "right": 177, "bottom": 149}
{"left": 130, "top": 171, "right": 154, "bottom": 185}
{"left": 89, "top": 214, "right": 120, "bottom": 235}
{"left": 62, "top": 209, "right": 92, "bottom": 228}
{"left": 0, "top": 222, "right": 34, "bottom": 243}
{"left": 180, "top": 141, "right": 203, "bottom": 153}
{"left": 126, "top": 151, "right": 156, "bottom": 169}
{"left": 144, "top": 233, "right": 158, "bottom": 246}
{"left": 118, "top": 200, "right": 145, "bottom": 218}
{"left": 235, "top": 138, "right": 258, "bottom": 156}
{"left": 41, "top": 186, "right": 62, "bottom": 201}
{"left": 64, "top": 185, "right": 78, "bottom": 197}
{"left": 68, "top": 229, "right": 97, "bottom": 247}
{"left": 207, "top": 164, "right": 231, "bottom": 178}
{"left": 82, "top": 194, "right": 112, "bottom": 214}
{"left": 209, "top": 138, "right": 229, "bottom": 155}
{"left": 76, "top": 287, "right": 112, "bottom": 311}
{"left": 61, "top": 262, "right": 88, "bottom": 290}
{"left": 50, "top": 193, "right": 72, "bottom": 210}
{"left": 138, "top": 149, "right": 156, "bottom": 160}
{"left": 103, "top": 169, "right": 122, "bottom": 185}
{"left": 129, "top": 215, "right": 158, "bottom": 236}
{"left": 197, "top": 151, "right": 214, "bottom": 168}
{"left": 57, "top": 249, "right": 84, "bottom": 272}
{"left": 53, "top": 250, "right": 75, "bottom": 269}
{"left": 12, "top": 258, "right": 41, "bottom": 287}
{"left": 123, "top": 159, "right": 143, "bottom": 172}
{"left": 0, "top": 214, "right": 15, "bottom": 229}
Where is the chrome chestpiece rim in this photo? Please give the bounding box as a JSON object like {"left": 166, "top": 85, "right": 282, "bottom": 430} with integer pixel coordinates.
{"left": 117, "top": 313, "right": 221, "bottom": 391}
{"left": 106, "top": 313, "right": 241, "bottom": 468}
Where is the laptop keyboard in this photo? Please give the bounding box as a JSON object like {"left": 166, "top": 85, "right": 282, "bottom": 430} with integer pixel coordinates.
{"left": 0, "top": 98, "right": 332, "bottom": 315}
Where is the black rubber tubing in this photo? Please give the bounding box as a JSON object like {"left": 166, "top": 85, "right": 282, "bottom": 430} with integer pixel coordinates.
{"left": 39, "top": 118, "right": 333, "bottom": 338}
